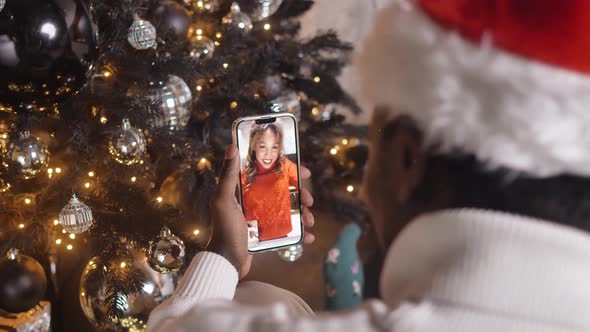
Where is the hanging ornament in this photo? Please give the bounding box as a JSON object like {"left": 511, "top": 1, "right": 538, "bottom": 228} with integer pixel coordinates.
{"left": 249, "top": 0, "right": 283, "bottom": 22}
{"left": 0, "top": 249, "right": 47, "bottom": 313}
{"left": 127, "top": 75, "right": 192, "bottom": 130}
{"left": 222, "top": 3, "right": 253, "bottom": 33}
{"left": 109, "top": 118, "right": 146, "bottom": 165}
{"left": 80, "top": 250, "right": 178, "bottom": 331}
{"left": 147, "top": 227, "right": 186, "bottom": 273}
{"left": 128, "top": 15, "right": 158, "bottom": 50}
{"left": 189, "top": 35, "right": 215, "bottom": 60}
{"left": 0, "top": 0, "right": 5, "bottom": 13}
{"left": 187, "top": 0, "right": 223, "bottom": 13}
{"left": 270, "top": 90, "right": 301, "bottom": 121}
{"left": 59, "top": 194, "right": 94, "bottom": 234}
{"left": 6, "top": 131, "right": 49, "bottom": 179}
{"left": 152, "top": 1, "right": 192, "bottom": 43}
{"left": 0, "top": 0, "right": 98, "bottom": 112}
{"left": 277, "top": 244, "right": 304, "bottom": 262}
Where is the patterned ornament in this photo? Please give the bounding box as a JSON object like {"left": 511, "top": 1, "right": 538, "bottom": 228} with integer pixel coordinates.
{"left": 109, "top": 118, "right": 146, "bottom": 165}
{"left": 147, "top": 227, "right": 186, "bottom": 273}
{"left": 250, "top": 0, "right": 283, "bottom": 21}
{"left": 222, "top": 3, "right": 253, "bottom": 33}
{"left": 80, "top": 250, "right": 178, "bottom": 331}
{"left": 188, "top": 0, "right": 222, "bottom": 13}
{"left": 128, "top": 15, "right": 157, "bottom": 50}
{"left": 6, "top": 131, "right": 49, "bottom": 179}
{"left": 270, "top": 90, "right": 301, "bottom": 121}
{"left": 277, "top": 244, "right": 303, "bottom": 262}
{"left": 0, "top": 249, "right": 47, "bottom": 313}
{"left": 59, "top": 194, "right": 94, "bottom": 234}
{"left": 189, "top": 35, "right": 215, "bottom": 60}
{"left": 0, "top": 0, "right": 5, "bottom": 13}
{"left": 128, "top": 75, "right": 192, "bottom": 130}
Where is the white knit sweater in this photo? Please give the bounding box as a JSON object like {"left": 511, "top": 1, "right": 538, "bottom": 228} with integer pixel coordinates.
{"left": 146, "top": 210, "right": 590, "bottom": 331}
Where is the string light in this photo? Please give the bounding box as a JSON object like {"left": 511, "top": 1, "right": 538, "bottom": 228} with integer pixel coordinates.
{"left": 312, "top": 107, "right": 320, "bottom": 115}
{"left": 100, "top": 116, "right": 108, "bottom": 124}
{"left": 53, "top": 219, "right": 59, "bottom": 226}
{"left": 130, "top": 176, "right": 137, "bottom": 182}
{"left": 230, "top": 101, "right": 238, "bottom": 109}
{"left": 330, "top": 148, "right": 338, "bottom": 155}
{"left": 223, "top": 63, "right": 229, "bottom": 69}
{"left": 263, "top": 23, "right": 271, "bottom": 30}
{"left": 55, "top": 239, "right": 62, "bottom": 245}
{"left": 193, "top": 229, "right": 200, "bottom": 236}
{"left": 313, "top": 76, "right": 321, "bottom": 83}
{"left": 347, "top": 185, "right": 355, "bottom": 193}
{"left": 342, "top": 139, "right": 349, "bottom": 145}
{"left": 103, "top": 71, "right": 111, "bottom": 78}
{"left": 216, "top": 32, "right": 222, "bottom": 39}
{"left": 84, "top": 182, "right": 91, "bottom": 189}
{"left": 24, "top": 198, "right": 31, "bottom": 204}
{"left": 196, "top": 28, "right": 203, "bottom": 35}
{"left": 55, "top": 167, "right": 62, "bottom": 174}
{"left": 18, "top": 223, "right": 25, "bottom": 229}
{"left": 156, "top": 196, "right": 163, "bottom": 203}
{"left": 69, "top": 233, "right": 76, "bottom": 239}
{"left": 196, "top": 85, "right": 203, "bottom": 92}
{"left": 62, "top": 229, "right": 67, "bottom": 234}
{"left": 88, "top": 171, "right": 95, "bottom": 177}
{"left": 66, "top": 244, "right": 73, "bottom": 250}
{"left": 120, "top": 262, "right": 126, "bottom": 268}
{"left": 47, "top": 168, "right": 53, "bottom": 178}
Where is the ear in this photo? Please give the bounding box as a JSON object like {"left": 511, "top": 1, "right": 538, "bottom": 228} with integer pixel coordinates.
{"left": 380, "top": 115, "right": 425, "bottom": 203}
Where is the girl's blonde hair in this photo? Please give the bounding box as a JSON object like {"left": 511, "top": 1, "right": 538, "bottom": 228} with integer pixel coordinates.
{"left": 245, "top": 123, "right": 285, "bottom": 187}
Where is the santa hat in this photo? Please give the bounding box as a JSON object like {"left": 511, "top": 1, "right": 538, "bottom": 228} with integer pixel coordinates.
{"left": 357, "top": 0, "right": 590, "bottom": 177}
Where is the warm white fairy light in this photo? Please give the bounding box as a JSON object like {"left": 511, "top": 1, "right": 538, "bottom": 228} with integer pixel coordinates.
{"left": 330, "top": 148, "right": 338, "bottom": 155}
{"left": 18, "top": 223, "right": 25, "bottom": 229}
{"left": 88, "top": 171, "right": 95, "bottom": 177}
{"left": 313, "top": 76, "right": 321, "bottom": 83}
{"left": 193, "top": 229, "right": 200, "bottom": 236}
{"left": 55, "top": 167, "right": 62, "bottom": 174}
{"left": 66, "top": 244, "right": 73, "bottom": 250}
{"left": 53, "top": 219, "right": 59, "bottom": 226}
{"left": 100, "top": 116, "right": 108, "bottom": 124}
{"left": 131, "top": 176, "right": 137, "bottom": 182}
{"left": 69, "top": 233, "right": 76, "bottom": 239}
{"left": 156, "top": 196, "right": 163, "bottom": 203}
{"left": 84, "top": 182, "right": 91, "bottom": 189}
{"left": 55, "top": 239, "right": 62, "bottom": 245}
{"left": 263, "top": 23, "right": 271, "bottom": 30}
{"left": 24, "top": 198, "right": 31, "bottom": 204}
{"left": 347, "top": 185, "right": 355, "bottom": 193}
{"left": 120, "top": 262, "right": 126, "bottom": 268}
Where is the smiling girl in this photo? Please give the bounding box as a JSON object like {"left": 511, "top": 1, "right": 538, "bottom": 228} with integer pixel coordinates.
{"left": 241, "top": 122, "right": 299, "bottom": 241}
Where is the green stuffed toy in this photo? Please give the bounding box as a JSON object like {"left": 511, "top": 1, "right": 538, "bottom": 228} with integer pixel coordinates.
{"left": 323, "top": 223, "right": 364, "bottom": 310}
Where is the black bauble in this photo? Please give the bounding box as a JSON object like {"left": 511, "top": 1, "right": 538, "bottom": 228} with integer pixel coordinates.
{"left": 0, "top": 249, "right": 47, "bottom": 313}
{"left": 0, "top": 0, "right": 98, "bottom": 112}
{"left": 151, "top": 1, "right": 191, "bottom": 43}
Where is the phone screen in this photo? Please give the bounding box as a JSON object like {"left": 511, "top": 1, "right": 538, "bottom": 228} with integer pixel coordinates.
{"left": 235, "top": 114, "right": 303, "bottom": 252}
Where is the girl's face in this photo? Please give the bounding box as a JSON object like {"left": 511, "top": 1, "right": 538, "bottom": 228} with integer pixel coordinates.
{"left": 255, "top": 129, "right": 280, "bottom": 169}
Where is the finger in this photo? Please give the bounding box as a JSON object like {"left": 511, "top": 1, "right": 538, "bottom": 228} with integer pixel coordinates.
{"left": 303, "top": 232, "right": 315, "bottom": 244}
{"left": 300, "top": 166, "right": 311, "bottom": 180}
{"left": 300, "top": 187, "right": 314, "bottom": 207}
{"left": 217, "top": 144, "right": 240, "bottom": 199}
{"left": 302, "top": 206, "right": 314, "bottom": 228}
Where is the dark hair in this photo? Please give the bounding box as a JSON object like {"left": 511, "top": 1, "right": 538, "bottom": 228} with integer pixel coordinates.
{"left": 412, "top": 151, "right": 590, "bottom": 231}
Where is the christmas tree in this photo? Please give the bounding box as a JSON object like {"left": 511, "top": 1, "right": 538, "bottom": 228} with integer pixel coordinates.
{"left": 0, "top": 0, "right": 367, "bottom": 330}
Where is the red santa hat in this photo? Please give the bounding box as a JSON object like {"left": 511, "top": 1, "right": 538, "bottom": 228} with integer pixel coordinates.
{"left": 357, "top": 0, "right": 590, "bottom": 177}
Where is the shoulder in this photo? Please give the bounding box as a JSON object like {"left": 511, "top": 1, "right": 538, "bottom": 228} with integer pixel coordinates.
{"left": 283, "top": 158, "right": 296, "bottom": 171}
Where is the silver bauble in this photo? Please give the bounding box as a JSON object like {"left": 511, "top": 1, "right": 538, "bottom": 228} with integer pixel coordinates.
{"left": 0, "top": 0, "right": 5, "bottom": 13}
{"left": 270, "top": 90, "right": 301, "bottom": 121}
{"left": 59, "top": 194, "right": 94, "bottom": 234}
{"left": 250, "top": 0, "right": 283, "bottom": 21}
{"left": 109, "top": 118, "right": 146, "bottom": 165}
{"left": 128, "top": 16, "right": 157, "bottom": 50}
{"left": 277, "top": 244, "right": 303, "bottom": 262}
{"left": 128, "top": 75, "right": 192, "bottom": 130}
{"left": 147, "top": 227, "right": 185, "bottom": 274}
{"left": 189, "top": 35, "right": 215, "bottom": 60}
{"left": 80, "top": 250, "right": 178, "bottom": 332}
{"left": 6, "top": 131, "right": 49, "bottom": 179}
{"left": 222, "top": 3, "right": 253, "bottom": 32}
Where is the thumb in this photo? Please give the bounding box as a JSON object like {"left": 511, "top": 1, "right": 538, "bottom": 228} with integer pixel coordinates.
{"left": 217, "top": 144, "right": 240, "bottom": 198}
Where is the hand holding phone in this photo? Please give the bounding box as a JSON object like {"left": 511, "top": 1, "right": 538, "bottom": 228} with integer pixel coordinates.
{"left": 209, "top": 143, "right": 315, "bottom": 279}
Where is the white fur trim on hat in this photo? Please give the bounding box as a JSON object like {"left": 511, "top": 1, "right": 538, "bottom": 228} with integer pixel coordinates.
{"left": 356, "top": 2, "right": 590, "bottom": 177}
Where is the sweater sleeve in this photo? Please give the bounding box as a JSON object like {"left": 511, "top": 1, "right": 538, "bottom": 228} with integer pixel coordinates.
{"left": 286, "top": 159, "right": 299, "bottom": 188}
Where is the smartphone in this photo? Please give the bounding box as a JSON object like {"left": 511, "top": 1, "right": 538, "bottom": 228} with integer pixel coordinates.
{"left": 232, "top": 113, "right": 304, "bottom": 253}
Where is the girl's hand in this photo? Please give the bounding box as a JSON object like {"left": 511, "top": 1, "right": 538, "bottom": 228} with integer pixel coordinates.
{"left": 209, "top": 144, "right": 315, "bottom": 279}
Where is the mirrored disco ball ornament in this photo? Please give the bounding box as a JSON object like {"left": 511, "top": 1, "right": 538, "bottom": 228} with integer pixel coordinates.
{"left": 250, "top": 0, "right": 283, "bottom": 21}
{"left": 0, "top": 0, "right": 4, "bottom": 13}
{"left": 128, "top": 15, "right": 157, "bottom": 50}
{"left": 270, "top": 90, "right": 301, "bottom": 121}
{"left": 222, "top": 3, "right": 253, "bottom": 32}
{"left": 109, "top": 118, "right": 146, "bottom": 165}
{"left": 277, "top": 244, "right": 303, "bottom": 262}
{"left": 6, "top": 131, "right": 49, "bottom": 179}
{"left": 147, "top": 227, "right": 185, "bottom": 273}
{"left": 80, "top": 250, "right": 178, "bottom": 332}
{"left": 128, "top": 75, "right": 192, "bottom": 130}
{"left": 189, "top": 35, "right": 215, "bottom": 60}
{"left": 59, "top": 194, "right": 94, "bottom": 234}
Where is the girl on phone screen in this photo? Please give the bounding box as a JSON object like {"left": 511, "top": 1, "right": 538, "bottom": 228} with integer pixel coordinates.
{"left": 241, "top": 122, "right": 298, "bottom": 241}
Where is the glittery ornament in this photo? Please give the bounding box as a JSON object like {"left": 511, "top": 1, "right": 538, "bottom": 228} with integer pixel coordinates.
{"left": 222, "top": 3, "right": 253, "bottom": 33}
{"left": 128, "top": 75, "right": 192, "bottom": 130}
{"left": 277, "top": 244, "right": 303, "bottom": 262}
{"left": 80, "top": 250, "right": 178, "bottom": 331}
{"left": 109, "top": 118, "right": 146, "bottom": 165}
{"left": 147, "top": 227, "right": 186, "bottom": 273}
{"left": 250, "top": 0, "right": 283, "bottom": 21}
{"left": 59, "top": 194, "right": 94, "bottom": 234}
{"left": 6, "top": 131, "right": 49, "bottom": 179}
{"left": 189, "top": 35, "right": 215, "bottom": 60}
{"left": 128, "top": 15, "right": 157, "bottom": 50}
{"left": 270, "top": 90, "right": 301, "bottom": 121}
